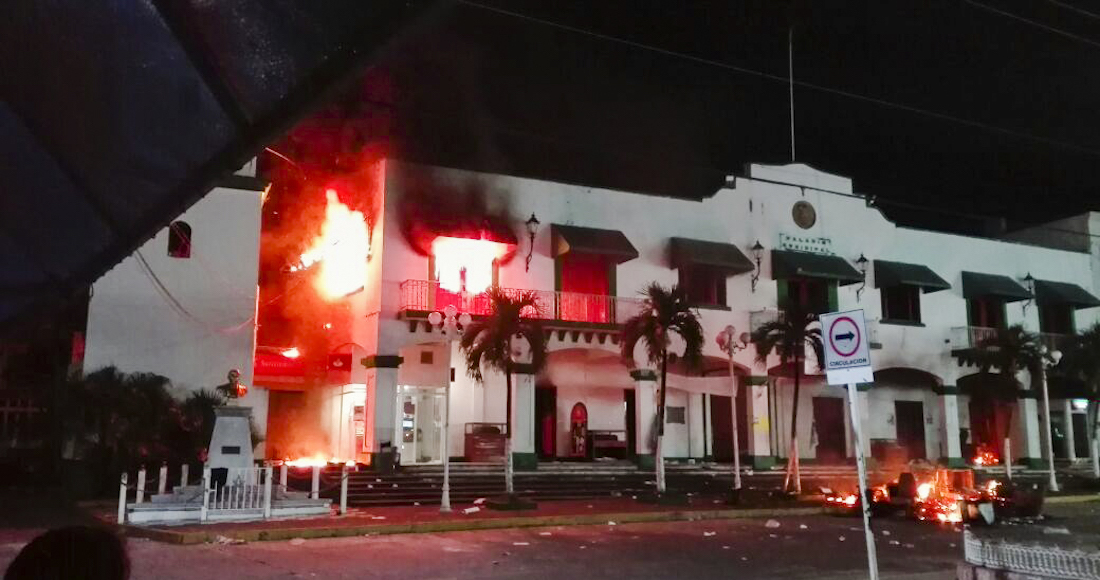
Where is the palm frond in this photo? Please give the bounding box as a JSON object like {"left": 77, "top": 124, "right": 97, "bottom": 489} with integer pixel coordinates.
{"left": 459, "top": 287, "right": 549, "bottom": 382}
{"left": 620, "top": 283, "right": 703, "bottom": 369}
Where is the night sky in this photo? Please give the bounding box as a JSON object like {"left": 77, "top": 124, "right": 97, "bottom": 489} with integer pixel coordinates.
{"left": 345, "top": 0, "right": 1100, "bottom": 234}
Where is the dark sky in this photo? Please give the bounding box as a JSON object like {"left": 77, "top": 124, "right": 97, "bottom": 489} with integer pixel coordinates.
{"left": 340, "top": 0, "right": 1100, "bottom": 234}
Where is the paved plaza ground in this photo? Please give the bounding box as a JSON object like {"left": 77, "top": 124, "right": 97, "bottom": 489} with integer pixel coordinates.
{"left": 0, "top": 510, "right": 962, "bottom": 580}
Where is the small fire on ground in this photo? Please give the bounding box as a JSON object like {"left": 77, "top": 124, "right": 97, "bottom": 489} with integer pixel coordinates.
{"left": 291, "top": 189, "right": 370, "bottom": 300}
{"left": 283, "top": 454, "right": 355, "bottom": 468}
{"left": 824, "top": 468, "right": 1003, "bottom": 525}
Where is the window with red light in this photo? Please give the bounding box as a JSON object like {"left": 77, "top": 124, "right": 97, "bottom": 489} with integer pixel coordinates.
{"left": 968, "top": 296, "right": 1005, "bottom": 328}
{"left": 558, "top": 254, "right": 612, "bottom": 323}
{"left": 168, "top": 221, "right": 191, "bottom": 258}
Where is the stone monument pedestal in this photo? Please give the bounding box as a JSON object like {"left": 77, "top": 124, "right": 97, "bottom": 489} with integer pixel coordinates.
{"left": 207, "top": 405, "right": 255, "bottom": 471}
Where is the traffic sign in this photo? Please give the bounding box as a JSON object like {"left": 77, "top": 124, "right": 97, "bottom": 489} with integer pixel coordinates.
{"left": 820, "top": 309, "right": 873, "bottom": 386}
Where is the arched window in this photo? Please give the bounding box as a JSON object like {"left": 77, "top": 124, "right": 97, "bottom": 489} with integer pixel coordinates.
{"left": 167, "top": 221, "right": 192, "bottom": 258}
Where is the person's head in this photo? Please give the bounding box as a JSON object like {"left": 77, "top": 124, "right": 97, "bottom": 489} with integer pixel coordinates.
{"left": 4, "top": 526, "right": 129, "bottom": 580}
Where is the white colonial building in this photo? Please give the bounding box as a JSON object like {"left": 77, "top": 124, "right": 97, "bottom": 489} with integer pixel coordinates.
{"left": 83, "top": 157, "right": 1100, "bottom": 472}
{"left": 293, "top": 160, "right": 1099, "bottom": 471}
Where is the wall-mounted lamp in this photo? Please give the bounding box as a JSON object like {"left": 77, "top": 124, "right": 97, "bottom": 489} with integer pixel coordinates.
{"left": 1022, "top": 272, "right": 1035, "bottom": 315}
{"left": 749, "top": 240, "right": 765, "bottom": 292}
{"left": 855, "top": 253, "right": 869, "bottom": 302}
{"left": 525, "top": 213, "right": 540, "bottom": 272}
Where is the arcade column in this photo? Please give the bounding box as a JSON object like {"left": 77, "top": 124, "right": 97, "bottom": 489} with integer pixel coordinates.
{"left": 935, "top": 385, "right": 966, "bottom": 467}
{"left": 631, "top": 368, "right": 658, "bottom": 469}
{"left": 511, "top": 364, "right": 538, "bottom": 471}
{"left": 744, "top": 376, "right": 774, "bottom": 469}
{"left": 361, "top": 355, "right": 402, "bottom": 462}
{"left": 1016, "top": 390, "right": 1044, "bottom": 469}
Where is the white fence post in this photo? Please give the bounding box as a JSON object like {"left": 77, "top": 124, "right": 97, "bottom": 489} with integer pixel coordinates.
{"left": 280, "top": 464, "right": 287, "bottom": 490}
{"left": 200, "top": 468, "right": 211, "bottom": 522}
{"left": 117, "top": 472, "right": 128, "bottom": 524}
{"left": 158, "top": 463, "right": 168, "bottom": 495}
{"left": 311, "top": 465, "right": 320, "bottom": 500}
{"left": 263, "top": 467, "right": 273, "bottom": 519}
{"left": 135, "top": 466, "right": 146, "bottom": 504}
{"left": 180, "top": 464, "right": 189, "bottom": 488}
{"left": 340, "top": 464, "right": 348, "bottom": 515}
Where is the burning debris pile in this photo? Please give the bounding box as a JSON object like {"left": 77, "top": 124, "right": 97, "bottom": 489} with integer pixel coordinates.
{"left": 823, "top": 468, "right": 1041, "bottom": 526}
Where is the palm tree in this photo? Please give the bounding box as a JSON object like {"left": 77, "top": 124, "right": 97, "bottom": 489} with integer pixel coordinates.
{"left": 960, "top": 324, "right": 1051, "bottom": 479}
{"left": 1058, "top": 322, "right": 1100, "bottom": 478}
{"left": 620, "top": 283, "right": 703, "bottom": 495}
{"left": 750, "top": 303, "right": 823, "bottom": 495}
{"left": 460, "top": 288, "right": 548, "bottom": 498}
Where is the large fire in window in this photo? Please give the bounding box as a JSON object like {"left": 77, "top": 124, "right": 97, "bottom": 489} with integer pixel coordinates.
{"left": 292, "top": 189, "right": 370, "bottom": 300}
{"left": 431, "top": 236, "right": 511, "bottom": 293}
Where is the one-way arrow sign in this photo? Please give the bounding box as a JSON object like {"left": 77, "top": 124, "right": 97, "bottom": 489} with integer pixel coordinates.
{"left": 819, "top": 309, "right": 873, "bottom": 386}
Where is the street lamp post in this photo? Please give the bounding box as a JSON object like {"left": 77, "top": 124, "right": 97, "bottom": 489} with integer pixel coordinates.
{"left": 716, "top": 325, "right": 750, "bottom": 502}
{"left": 427, "top": 304, "right": 472, "bottom": 513}
{"left": 1040, "top": 347, "right": 1063, "bottom": 493}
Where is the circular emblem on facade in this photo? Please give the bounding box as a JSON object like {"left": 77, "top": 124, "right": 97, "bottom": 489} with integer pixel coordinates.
{"left": 792, "top": 201, "right": 816, "bottom": 229}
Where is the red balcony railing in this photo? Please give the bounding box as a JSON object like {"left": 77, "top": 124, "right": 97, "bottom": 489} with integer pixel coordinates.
{"left": 398, "top": 280, "right": 644, "bottom": 325}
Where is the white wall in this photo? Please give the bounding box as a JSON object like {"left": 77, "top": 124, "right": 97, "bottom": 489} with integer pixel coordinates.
{"left": 83, "top": 185, "right": 265, "bottom": 429}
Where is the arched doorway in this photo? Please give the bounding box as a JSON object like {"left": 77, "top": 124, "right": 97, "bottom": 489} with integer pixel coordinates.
{"left": 960, "top": 373, "right": 1017, "bottom": 461}
{"left": 570, "top": 402, "right": 588, "bottom": 458}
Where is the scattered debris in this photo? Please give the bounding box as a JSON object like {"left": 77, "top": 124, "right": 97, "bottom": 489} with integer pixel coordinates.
{"left": 214, "top": 535, "right": 245, "bottom": 545}
{"left": 491, "top": 561, "right": 500, "bottom": 566}
{"left": 513, "top": 542, "right": 529, "bottom": 546}
{"left": 579, "top": 546, "right": 587, "bottom": 550}
{"left": 392, "top": 484, "right": 398, "bottom": 488}
{"left": 765, "top": 519, "right": 781, "bottom": 528}
{"left": 371, "top": 516, "right": 386, "bottom": 520}
{"left": 949, "top": 543, "right": 957, "bottom": 548}
{"left": 607, "top": 521, "right": 617, "bottom": 526}
{"left": 587, "top": 505, "right": 594, "bottom": 509}
{"left": 904, "top": 544, "right": 915, "bottom": 549}
{"left": 376, "top": 478, "right": 382, "bottom": 483}
{"left": 741, "top": 557, "right": 748, "bottom": 561}
{"left": 745, "top": 469, "right": 754, "bottom": 476}
{"left": 703, "top": 531, "right": 716, "bottom": 537}
{"left": 289, "top": 538, "right": 306, "bottom": 546}
{"left": 713, "top": 500, "right": 722, "bottom": 504}
{"left": 722, "top": 546, "right": 730, "bottom": 550}
{"left": 799, "top": 524, "right": 808, "bottom": 530}
{"left": 367, "top": 484, "right": 373, "bottom": 489}
{"left": 413, "top": 502, "right": 420, "bottom": 506}
{"left": 474, "top": 498, "right": 486, "bottom": 505}
{"left": 889, "top": 540, "right": 900, "bottom": 546}
{"left": 838, "top": 536, "right": 846, "bottom": 542}
{"left": 539, "top": 532, "right": 552, "bottom": 536}
{"left": 768, "top": 534, "right": 777, "bottom": 539}
{"left": 881, "top": 530, "right": 891, "bottom": 536}
{"left": 463, "top": 507, "right": 480, "bottom": 514}
{"left": 1043, "top": 527, "right": 1071, "bottom": 535}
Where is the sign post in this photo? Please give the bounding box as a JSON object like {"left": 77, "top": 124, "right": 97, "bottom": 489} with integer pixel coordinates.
{"left": 819, "top": 309, "right": 878, "bottom": 580}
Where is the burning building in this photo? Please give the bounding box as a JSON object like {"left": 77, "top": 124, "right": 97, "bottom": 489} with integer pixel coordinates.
{"left": 82, "top": 156, "right": 1100, "bottom": 475}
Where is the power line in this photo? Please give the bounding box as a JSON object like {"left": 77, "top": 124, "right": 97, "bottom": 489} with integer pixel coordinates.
{"left": 963, "top": 0, "right": 1100, "bottom": 49}
{"left": 1042, "top": 0, "right": 1100, "bottom": 22}
{"left": 454, "top": 0, "right": 1100, "bottom": 159}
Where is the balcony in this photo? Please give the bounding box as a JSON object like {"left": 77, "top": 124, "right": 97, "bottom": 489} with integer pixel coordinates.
{"left": 398, "top": 280, "right": 644, "bottom": 326}
{"left": 950, "top": 326, "right": 1000, "bottom": 350}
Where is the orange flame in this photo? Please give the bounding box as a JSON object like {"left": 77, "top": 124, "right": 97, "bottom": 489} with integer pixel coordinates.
{"left": 295, "top": 189, "right": 370, "bottom": 300}
{"left": 431, "top": 236, "right": 511, "bottom": 293}
{"left": 284, "top": 454, "right": 355, "bottom": 468}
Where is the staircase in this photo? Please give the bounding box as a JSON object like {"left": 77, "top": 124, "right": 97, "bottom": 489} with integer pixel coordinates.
{"left": 301, "top": 462, "right": 735, "bottom": 507}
